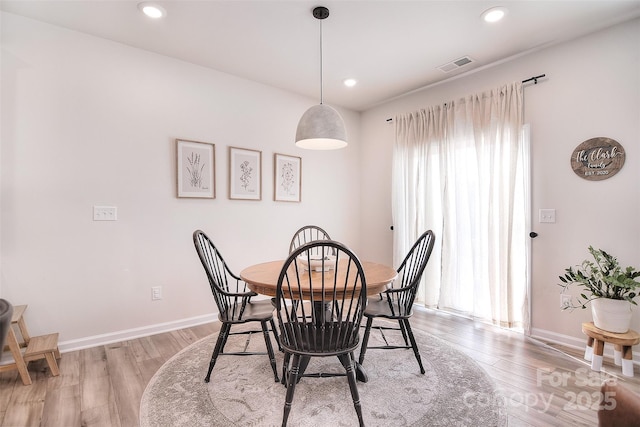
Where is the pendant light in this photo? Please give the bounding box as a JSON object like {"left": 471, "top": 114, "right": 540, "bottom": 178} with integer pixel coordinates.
{"left": 295, "top": 6, "right": 347, "bottom": 150}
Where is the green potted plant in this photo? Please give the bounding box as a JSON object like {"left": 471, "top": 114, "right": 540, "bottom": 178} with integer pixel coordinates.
{"left": 558, "top": 246, "right": 640, "bottom": 333}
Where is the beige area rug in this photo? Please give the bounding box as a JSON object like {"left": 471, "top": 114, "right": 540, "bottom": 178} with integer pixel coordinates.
{"left": 140, "top": 323, "right": 506, "bottom": 426}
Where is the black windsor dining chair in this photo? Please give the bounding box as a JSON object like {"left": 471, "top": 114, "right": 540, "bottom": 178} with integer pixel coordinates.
{"left": 288, "top": 225, "right": 332, "bottom": 254}
{"left": 358, "top": 230, "right": 435, "bottom": 374}
{"left": 272, "top": 225, "right": 335, "bottom": 309}
{"left": 192, "top": 230, "right": 280, "bottom": 383}
{"left": 275, "top": 240, "right": 367, "bottom": 427}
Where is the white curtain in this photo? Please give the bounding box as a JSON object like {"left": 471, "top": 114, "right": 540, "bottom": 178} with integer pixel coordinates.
{"left": 392, "top": 82, "right": 529, "bottom": 329}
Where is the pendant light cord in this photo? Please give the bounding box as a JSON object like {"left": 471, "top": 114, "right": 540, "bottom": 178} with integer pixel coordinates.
{"left": 319, "top": 17, "right": 324, "bottom": 105}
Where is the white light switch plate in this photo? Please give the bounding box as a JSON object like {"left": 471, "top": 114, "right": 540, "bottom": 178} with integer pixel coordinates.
{"left": 93, "top": 206, "right": 117, "bottom": 221}
{"left": 539, "top": 209, "right": 556, "bottom": 223}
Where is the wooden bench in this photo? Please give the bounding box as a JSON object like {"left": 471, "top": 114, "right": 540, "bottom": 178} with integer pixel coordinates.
{"left": 0, "top": 305, "right": 60, "bottom": 385}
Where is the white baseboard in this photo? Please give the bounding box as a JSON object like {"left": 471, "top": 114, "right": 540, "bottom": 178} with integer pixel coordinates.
{"left": 57, "top": 313, "right": 217, "bottom": 353}
{"left": 530, "top": 327, "right": 586, "bottom": 350}
{"left": 531, "top": 327, "right": 640, "bottom": 365}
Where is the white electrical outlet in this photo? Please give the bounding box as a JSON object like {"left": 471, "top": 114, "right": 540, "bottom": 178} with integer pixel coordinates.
{"left": 151, "top": 286, "right": 162, "bottom": 300}
{"left": 561, "top": 294, "right": 572, "bottom": 309}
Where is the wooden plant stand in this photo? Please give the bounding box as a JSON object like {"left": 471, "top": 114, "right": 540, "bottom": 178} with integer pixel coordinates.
{"left": 582, "top": 322, "right": 640, "bottom": 377}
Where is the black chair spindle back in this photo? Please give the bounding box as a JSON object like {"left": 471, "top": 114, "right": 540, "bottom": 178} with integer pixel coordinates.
{"left": 194, "top": 230, "right": 252, "bottom": 321}
{"left": 388, "top": 230, "right": 436, "bottom": 316}
{"left": 288, "top": 225, "right": 332, "bottom": 255}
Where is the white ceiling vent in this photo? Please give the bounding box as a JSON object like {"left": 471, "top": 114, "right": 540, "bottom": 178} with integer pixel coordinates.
{"left": 438, "top": 56, "right": 474, "bottom": 73}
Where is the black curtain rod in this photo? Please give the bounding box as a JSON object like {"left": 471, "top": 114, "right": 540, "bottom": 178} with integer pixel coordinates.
{"left": 386, "top": 74, "right": 546, "bottom": 122}
{"left": 522, "top": 74, "right": 546, "bottom": 84}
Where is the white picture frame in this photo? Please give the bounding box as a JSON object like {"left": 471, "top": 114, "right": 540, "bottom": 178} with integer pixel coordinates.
{"left": 274, "top": 153, "right": 301, "bottom": 202}
{"left": 176, "top": 139, "right": 215, "bottom": 199}
{"left": 229, "top": 146, "right": 262, "bottom": 200}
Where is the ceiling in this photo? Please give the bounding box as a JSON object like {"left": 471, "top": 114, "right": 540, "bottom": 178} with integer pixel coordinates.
{"left": 2, "top": 0, "right": 639, "bottom": 111}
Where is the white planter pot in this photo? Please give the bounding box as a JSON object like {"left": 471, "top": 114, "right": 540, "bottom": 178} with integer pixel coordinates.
{"left": 591, "top": 298, "right": 633, "bottom": 333}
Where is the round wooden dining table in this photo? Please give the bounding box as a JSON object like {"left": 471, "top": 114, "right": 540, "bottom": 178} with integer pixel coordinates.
{"left": 240, "top": 259, "right": 398, "bottom": 298}
{"left": 240, "top": 258, "right": 397, "bottom": 383}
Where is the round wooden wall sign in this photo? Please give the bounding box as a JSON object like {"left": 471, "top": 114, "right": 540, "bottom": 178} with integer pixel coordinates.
{"left": 570, "top": 137, "right": 625, "bottom": 181}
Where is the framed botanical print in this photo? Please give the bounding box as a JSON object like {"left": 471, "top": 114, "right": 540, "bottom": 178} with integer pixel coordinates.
{"left": 229, "top": 147, "right": 262, "bottom": 200}
{"left": 274, "top": 153, "right": 301, "bottom": 202}
{"left": 176, "top": 139, "right": 215, "bottom": 198}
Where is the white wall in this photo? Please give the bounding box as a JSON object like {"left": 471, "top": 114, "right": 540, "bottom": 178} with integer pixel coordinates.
{"left": 0, "top": 12, "right": 362, "bottom": 349}
{"left": 360, "top": 18, "right": 640, "bottom": 348}
{"left": 3, "top": 11, "right": 639, "bottom": 354}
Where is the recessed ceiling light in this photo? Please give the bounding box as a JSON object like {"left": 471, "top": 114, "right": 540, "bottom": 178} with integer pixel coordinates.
{"left": 138, "top": 2, "right": 166, "bottom": 19}
{"left": 343, "top": 78, "right": 357, "bottom": 88}
{"left": 482, "top": 6, "right": 507, "bottom": 23}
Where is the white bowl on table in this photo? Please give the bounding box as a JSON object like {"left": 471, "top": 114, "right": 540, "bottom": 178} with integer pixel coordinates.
{"left": 297, "top": 254, "right": 336, "bottom": 272}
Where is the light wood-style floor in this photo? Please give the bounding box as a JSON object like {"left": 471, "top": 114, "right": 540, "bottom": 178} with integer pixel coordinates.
{"left": 1, "top": 308, "right": 639, "bottom": 426}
